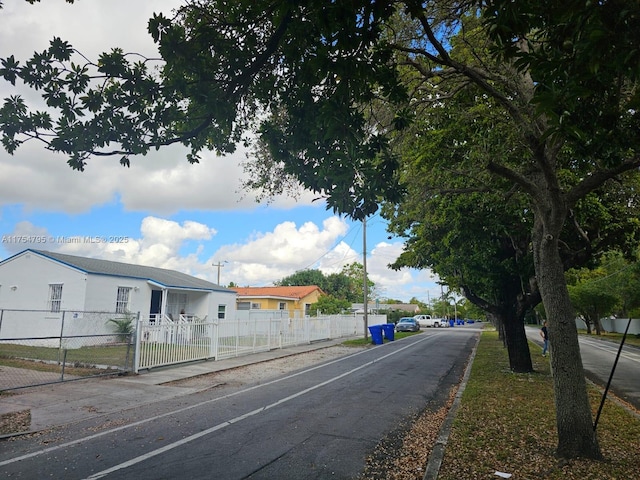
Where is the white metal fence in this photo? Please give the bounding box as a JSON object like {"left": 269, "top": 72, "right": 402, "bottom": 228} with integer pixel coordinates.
{"left": 134, "top": 312, "right": 387, "bottom": 372}
{"left": 575, "top": 317, "right": 640, "bottom": 335}
{"left": 0, "top": 309, "right": 387, "bottom": 383}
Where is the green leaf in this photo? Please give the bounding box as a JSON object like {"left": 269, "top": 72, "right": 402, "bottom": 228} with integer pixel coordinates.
{"left": 0, "top": 55, "right": 19, "bottom": 85}
{"left": 49, "top": 37, "right": 73, "bottom": 62}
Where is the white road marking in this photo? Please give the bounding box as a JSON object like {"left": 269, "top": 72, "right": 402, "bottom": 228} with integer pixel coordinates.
{"left": 1, "top": 332, "right": 446, "bottom": 472}
{"left": 82, "top": 335, "right": 437, "bottom": 479}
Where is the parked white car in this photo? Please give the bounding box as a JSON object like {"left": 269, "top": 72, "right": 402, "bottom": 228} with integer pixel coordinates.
{"left": 413, "top": 315, "right": 444, "bottom": 328}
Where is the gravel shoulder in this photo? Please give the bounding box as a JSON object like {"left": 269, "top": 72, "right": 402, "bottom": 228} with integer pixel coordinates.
{"left": 165, "top": 345, "right": 364, "bottom": 389}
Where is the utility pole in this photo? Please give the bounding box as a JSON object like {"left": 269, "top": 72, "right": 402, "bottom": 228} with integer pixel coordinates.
{"left": 212, "top": 261, "right": 227, "bottom": 285}
{"left": 363, "top": 216, "right": 368, "bottom": 339}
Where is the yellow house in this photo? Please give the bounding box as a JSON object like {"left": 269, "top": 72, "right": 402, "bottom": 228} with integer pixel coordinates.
{"left": 231, "top": 285, "right": 325, "bottom": 318}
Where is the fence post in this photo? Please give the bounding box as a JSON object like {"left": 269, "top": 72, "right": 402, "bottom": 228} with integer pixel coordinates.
{"left": 211, "top": 320, "right": 218, "bottom": 360}
{"left": 134, "top": 311, "right": 142, "bottom": 373}
{"left": 57, "top": 310, "right": 66, "bottom": 365}
{"left": 0, "top": 309, "right": 3, "bottom": 338}
{"left": 61, "top": 348, "right": 68, "bottom": 381}
{"left": 306, "top": 315, "right": 310, "bottom": 344}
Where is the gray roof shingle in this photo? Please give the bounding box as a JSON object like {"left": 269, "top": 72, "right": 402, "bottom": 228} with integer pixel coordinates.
{"left": 28, "top": 249, "right": 232, "bottom": 293}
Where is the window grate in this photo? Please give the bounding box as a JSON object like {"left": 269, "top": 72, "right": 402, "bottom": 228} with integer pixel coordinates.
{"left": 116, "top": 287, "right": 131, "bottom": 314}
{"left": 48, "top": 284, "right": 63, "bottom": 312}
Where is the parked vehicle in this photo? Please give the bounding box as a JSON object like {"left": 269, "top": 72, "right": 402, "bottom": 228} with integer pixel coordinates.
{"left": 414, "top": 315, "right": 444, "bottom": 328}
{"left": 395, "top": 317, "right": 420, "bottom": 332}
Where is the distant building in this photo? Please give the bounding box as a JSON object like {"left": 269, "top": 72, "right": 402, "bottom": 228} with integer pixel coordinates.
{"left": 351, "top": 303, "right": 420, "bottom": 314}
{"left": 230, "top": 285, "right": 324, "bottom": 318}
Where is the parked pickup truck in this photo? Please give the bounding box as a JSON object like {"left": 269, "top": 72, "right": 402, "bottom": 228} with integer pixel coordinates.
{"left": 413, "top": 315, "right": 444, "bottom": 328}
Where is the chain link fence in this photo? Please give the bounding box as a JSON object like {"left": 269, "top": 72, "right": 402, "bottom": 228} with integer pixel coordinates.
{"left": 0, "top": 310, "right": 134, "bottom": 391}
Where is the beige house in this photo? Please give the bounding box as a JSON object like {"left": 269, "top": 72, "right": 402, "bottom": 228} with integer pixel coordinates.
{"left": 231, "top": 285, "right": 324, "bottom": 318}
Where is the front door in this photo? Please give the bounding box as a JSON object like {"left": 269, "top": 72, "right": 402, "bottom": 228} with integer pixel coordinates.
{"left": 150, "top": 290, "right": 162, "bottom": 316}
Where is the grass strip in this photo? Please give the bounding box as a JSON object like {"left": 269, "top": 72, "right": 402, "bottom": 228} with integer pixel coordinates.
{"left": 437, "top": 329, "right": 640, "bottom": 479}
{"left": 0, "top": 342, "right": 131, "bottom": 365}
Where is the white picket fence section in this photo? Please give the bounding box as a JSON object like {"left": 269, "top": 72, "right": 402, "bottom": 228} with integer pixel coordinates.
{"left": 134, "top": 312, "right": 386, "bottom": 372}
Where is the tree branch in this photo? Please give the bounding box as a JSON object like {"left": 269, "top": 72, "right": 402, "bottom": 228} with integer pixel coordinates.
{"left": 567, "top": 155, "right": 640, "bottom": 206}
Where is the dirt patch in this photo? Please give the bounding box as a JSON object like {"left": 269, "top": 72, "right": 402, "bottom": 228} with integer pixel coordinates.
{"left": 166, "top": 345, "right": 365, "bottom": 388}
{"left": 0, "top": 409, "right": 31, "bottom": 436}
{"left": 359, "top": 387, "right": 457, "bottom": 479}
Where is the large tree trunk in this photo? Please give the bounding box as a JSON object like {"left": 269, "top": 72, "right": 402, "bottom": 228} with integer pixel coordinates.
{"left": 584, "top": 317, "right": 593, "bottom": 334}
{"left": 502, "top": 313, "right": 533, "bottom": 373}
{"left": 595, "top": 317, "right": 604, "bottom": 335}
{"left": 464, "top": 291, "right": 534, "bottom": 372}
{"left": 532, "top": 219, "right": 602, "bottom": 459}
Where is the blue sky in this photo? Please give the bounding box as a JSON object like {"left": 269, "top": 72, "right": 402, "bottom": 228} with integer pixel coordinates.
{"left": 0, "top": 0, "right": 442, "bottom": 303}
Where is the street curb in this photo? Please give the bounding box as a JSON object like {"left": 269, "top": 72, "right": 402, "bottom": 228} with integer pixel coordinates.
{"left": 0, "top": 429, "right": 36, "bottom": 440}
{"left": 423, "top": 332, "right": 480, "bottom": 480}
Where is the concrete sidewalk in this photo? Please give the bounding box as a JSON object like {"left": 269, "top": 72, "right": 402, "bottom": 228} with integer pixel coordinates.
{"left": 1, "top": 338, "right": 352, "bottom": 436}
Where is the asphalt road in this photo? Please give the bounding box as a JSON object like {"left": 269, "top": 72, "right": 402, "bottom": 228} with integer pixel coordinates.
{"left": 526, "top": 325, "right": 640, "bottom": 410}
{"left": 0, "top": 326, "right": 480, "bottom": 480}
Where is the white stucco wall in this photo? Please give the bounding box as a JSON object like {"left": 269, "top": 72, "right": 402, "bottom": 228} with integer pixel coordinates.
{"left": 84, "top": 274, "right": 150, "bottom": 314}
{"left": 0, "top": 251, "right": 88, "bottom": 311}
{"left": 0, "top": 251, "right": 89, "bottom": 340}
{"left": 206, "top": 290, "right": 237, "bottom": 321}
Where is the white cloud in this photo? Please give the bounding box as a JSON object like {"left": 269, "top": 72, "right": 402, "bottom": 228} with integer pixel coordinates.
{"left": 139, "top": 217, "right": 215, "bottom": 250}
{"left": 117, "top": 145, "right": 318, "bottom": 214}
{"left": 0, "top": 1, "right": 317, "bottom": 216}
{"left": 2, "top": 215, "right": 434, "bottom": 302}
{"left": 0, "top": 220, "right": 51, "bottom": 254}
{"left": 1, "top": 0, "right": 179, "bottom": 59}
{"left": 212, "top": 217, "right": 352, "bottom": 285}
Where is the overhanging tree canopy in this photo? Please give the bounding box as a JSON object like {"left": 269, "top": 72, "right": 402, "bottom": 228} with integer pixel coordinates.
{"left": 2, "top": 0, "right": 640, "bottom": 460}
{"left": 1, "top": 0, "right": 406, "bottom": 218}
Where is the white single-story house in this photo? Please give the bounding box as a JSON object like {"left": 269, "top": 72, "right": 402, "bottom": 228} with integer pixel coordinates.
{"left": 0, "top": 249, "right": 237, "bottom": 339}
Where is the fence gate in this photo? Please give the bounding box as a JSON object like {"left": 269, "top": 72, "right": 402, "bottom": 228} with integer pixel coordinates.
{"left": 135, "top": 318, "right": 216, "bottom": 372}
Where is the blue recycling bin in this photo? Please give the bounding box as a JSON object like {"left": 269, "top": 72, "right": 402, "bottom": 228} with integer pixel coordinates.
{"left": 381, "top": 323, "right": 395, "bottom": 341}
{"left": 368, "top": 324, "right": 384, "bottom": 345}
{"left": 449, "top": 319, "right": 455, "bottom": 327}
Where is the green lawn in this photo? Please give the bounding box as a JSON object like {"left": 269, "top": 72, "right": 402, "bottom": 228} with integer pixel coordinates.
{"left": 0, "top": 342, "right": 132, "bottom": 368}
{"left": 437, "top": 329, "right": 640, "bottom": 479}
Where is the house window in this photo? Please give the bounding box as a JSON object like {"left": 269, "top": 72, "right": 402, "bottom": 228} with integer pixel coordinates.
{"left": 48, "top": 284, "right": 63, "bottom": 312}
{"left": 278, "top": 302, "right": 287, "bottom": 310}
{"left": 116, "top": 287, "right": 132, "bottom": 314}
{"left": 218, "top": 304, "right": 226, "bottom": 320}
{"left": 304, "top": 303, "right": 311, "bottom": 317}
{"left": 237, "top": 301, "right": 250, "bottom": 310}
{"left": 251, "top": 302, "right": 261, "bottom": 309}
